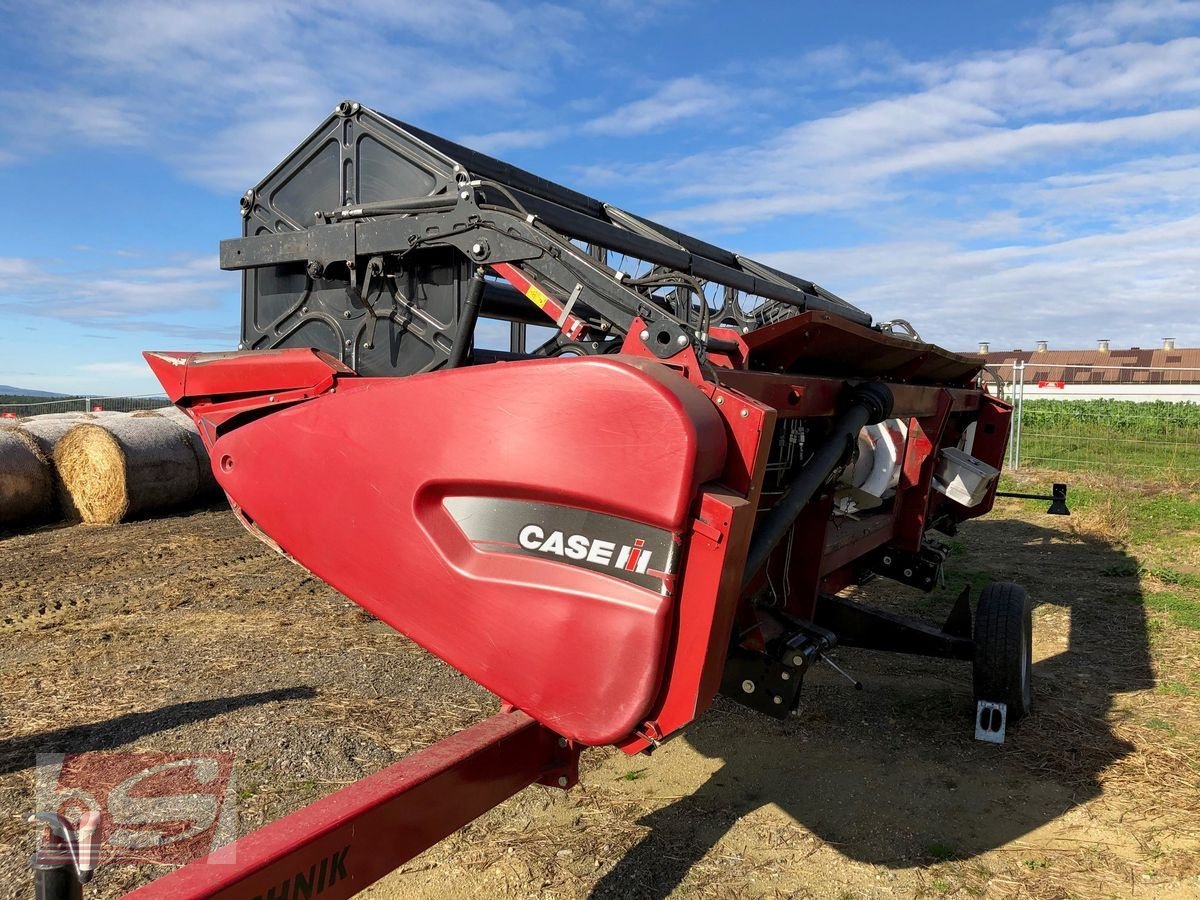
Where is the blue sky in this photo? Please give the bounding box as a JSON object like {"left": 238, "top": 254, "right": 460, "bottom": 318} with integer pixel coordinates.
{"left": 2, "top": 0, "right": 1198, "bottom": 395}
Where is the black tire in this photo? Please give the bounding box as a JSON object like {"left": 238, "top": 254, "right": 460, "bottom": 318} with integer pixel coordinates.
{"left": 972, "top": 582, "right": 1032, "bottom": 720}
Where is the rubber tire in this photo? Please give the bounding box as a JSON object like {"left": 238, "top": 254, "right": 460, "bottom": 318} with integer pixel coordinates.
{"left": 972, "top": 582, "right": 1033, "bottom": 720}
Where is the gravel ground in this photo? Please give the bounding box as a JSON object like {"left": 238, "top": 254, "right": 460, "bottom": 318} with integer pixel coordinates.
{"left": 1, "top": 494, "right": 1197, "bottom": 898}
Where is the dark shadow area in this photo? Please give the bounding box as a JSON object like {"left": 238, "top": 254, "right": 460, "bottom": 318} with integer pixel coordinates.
{"left": 593, "top": 517, "right": 1153, "bottom": 899}
{"left": 0, "top": 686, "right": 315, "bottom": 774}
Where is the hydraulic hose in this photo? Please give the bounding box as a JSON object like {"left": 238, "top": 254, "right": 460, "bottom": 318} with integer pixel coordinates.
{"left": 447, "top": 268, "right": 487, "bottom": 368}
{"left": 742, "top": 383, "right": 893, "bottom": 589}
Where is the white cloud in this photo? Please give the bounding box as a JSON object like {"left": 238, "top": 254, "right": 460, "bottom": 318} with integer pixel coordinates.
{"left": 1043, "top": 0, "right": 1200, "bottom": 46}
{"left": 0, "top": 253, "right": 233, "bottom": 332}
{"left": 584, "top": 78, "right": 737, "bottom": 135}
{"left": 757, "top": 214, "right": 1200, "bottom": 350}
{"left": 456, "top": 127, "right": 570, "bottom": 155}
{"left": 0, "top": 0, "right": 586, "bottom": 191}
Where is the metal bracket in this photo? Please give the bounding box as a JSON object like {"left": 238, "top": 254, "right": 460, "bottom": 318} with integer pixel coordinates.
{"left": 720, "top": 649, "right": 805, "bottom": 719}
{"left": 867, "top": 541, "right": 947, "bottom": 592}
{"left": 995, "top": 483, "right": 1070, "bottom": 516}
{"left": 975, "top": 700, "right": 1007, "bottom": 743}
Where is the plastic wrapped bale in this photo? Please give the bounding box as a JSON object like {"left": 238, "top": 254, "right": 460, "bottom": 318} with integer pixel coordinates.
{"left": 54, "top": 417, "right": 202, "bottom": 524}
{"left": 151, "top": 406, "right": 219, "bottom": 496}
{"left": 16, "top": 416, "right": 93, "bottom": 459}
{"left": 0, "top": 427, "right": 53, "bottom": 525}
{"left": 20, "top": 412, "right": 97, "bottom": 422}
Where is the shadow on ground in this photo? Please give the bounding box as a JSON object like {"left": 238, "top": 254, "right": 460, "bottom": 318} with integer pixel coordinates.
{"left": 593, "top": 516, "right": 1153, "bottom": 898}
{"left": 0, "top": 686, "right": 316, "bottom": 775}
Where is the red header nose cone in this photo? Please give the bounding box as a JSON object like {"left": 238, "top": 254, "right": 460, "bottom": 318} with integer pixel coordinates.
{"left": 142, "top": 351, "right": 193, "bottom": 402}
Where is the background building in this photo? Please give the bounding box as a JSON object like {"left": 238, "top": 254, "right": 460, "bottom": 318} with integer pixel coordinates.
{"left": 971, "top": 339, "right": 1200, "bottom": 402}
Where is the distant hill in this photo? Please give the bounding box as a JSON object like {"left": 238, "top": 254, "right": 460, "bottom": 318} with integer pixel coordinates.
{"left": 0, "top": 384, "right": 70, "bottom": 398}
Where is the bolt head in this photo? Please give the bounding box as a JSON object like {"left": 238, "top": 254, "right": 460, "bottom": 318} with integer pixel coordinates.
{"left": 741, "top": 679, "right": 755, "bottom": 694}
{"left": 471, "top": 242, "right": 484, "bottom": 255}
{"left": 639, "top": 329, "right": 650, "bottom": 341}
{"left": 790, "top": 654, "right": 804, "bottom": 667}
{"left": 716, "top": 396, "right": 725, "bottom": 406}
{"left": 557, "top": 737, "right": 568, "bottom": 748}
{"left": 557, "top": 776, "right": 569, "bottom": 787}
{"left": 773, "top": 695, "right": 783, "bottom": 705}
{"left": 740, "top": 408, "right": 749, "bottom": 418}
{"left": 781, "top": 671, "right": 791, "bottom": 681}
{"left": 903, "top": 568, "right": 913, "bottom": 578}
{"left": 676, "top": 334, "right": 688, "bottom": 346}
{"left": 267, "top": 396, "right": 275, "bottom": 403}
{"left": 343, "top": 310, "right": 352, "bottom": 318}
{"left": 882, "top": 555, "right": 893, "bottom": 566}
{"left": 459, "top": 190, "right": 470, "bottom": 200}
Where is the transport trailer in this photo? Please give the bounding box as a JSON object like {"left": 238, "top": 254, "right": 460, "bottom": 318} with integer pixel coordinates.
{"left": 35, "top": 101, "right": 1051, "bottom": 898}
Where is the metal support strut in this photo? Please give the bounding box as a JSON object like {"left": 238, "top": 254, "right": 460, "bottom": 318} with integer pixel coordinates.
{"left": 447, "top": 267, "right": 487, "bottom": 369}
{"left": 120, "top": 710, "right": 577, "bottom": 900}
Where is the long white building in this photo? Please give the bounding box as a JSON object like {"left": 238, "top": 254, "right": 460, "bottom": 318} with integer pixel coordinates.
{"left": 969, "top": 339, "right": 1200, "bottom": 403}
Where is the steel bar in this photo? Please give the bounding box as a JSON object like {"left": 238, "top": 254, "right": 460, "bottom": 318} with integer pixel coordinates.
{"left": 813, "top": 594, "right": 975, "bottom": 660}
{"left": 124, "top": 710, "right": 571, "bottom": 900}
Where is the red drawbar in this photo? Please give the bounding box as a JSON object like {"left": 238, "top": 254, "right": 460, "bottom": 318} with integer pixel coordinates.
{"left": 192, "top": 355, "right": 726, "bottom": 745}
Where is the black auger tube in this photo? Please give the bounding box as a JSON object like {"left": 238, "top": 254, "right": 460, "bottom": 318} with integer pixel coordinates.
{"left": 447, "top": 268, "right": 487, "bottom": 368}
{"left": 742, "top": 383, "right": 893, "bottom": 589}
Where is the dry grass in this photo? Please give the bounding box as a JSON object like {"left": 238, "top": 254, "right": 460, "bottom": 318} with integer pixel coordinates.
{"left": 53, "top": 418, "right": 201, "bottom": 524}
{"left": 0, "top": 428, "right": 51, "bottom": 524}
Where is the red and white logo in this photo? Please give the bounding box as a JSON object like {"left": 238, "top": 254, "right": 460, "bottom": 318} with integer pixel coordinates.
{"left": 616, "top": 538, "right": 651, "bottom": 574}
{"left": 518, "top": 525, "right": 654, "bottom": 574}
{"left": 33, "top": 752, "right": 238, "bottom": 872}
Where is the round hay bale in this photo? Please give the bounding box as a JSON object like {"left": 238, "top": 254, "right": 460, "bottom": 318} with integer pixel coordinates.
{"left": 54, "top": 418, "right": 202, "bottom": 524}
{"left": 0, "top": 428, "right": 53, "bottom": 525}
{"left": 152, "top": 406, "right": 220, "bottom": 496}
{"left": 15, "top": 416, "right": 88, "bottom": 459}
{"left": 24, "top": 411, "right": 97, "bottom": 422}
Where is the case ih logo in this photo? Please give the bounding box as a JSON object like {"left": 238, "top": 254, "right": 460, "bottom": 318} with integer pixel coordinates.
{"left": 443, "top": 496, "right": 677, "bottom": 593}
{"left": 517, "top": 525, "right": 654, "bottom": 574}
{"left": 33, "top": 752, "right": 237, "bottom": 871}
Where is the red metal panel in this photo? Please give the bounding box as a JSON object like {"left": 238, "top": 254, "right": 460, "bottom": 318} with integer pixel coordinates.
{"left": 739, "top": 312, "right": 984, "bottom": 385}
{"left": 714, "top": 371, "right": 980, "bottom": 419}
{"left": 819, "top": 513, "right": 895, "bottom": 576}
{"left": 956, "top": 394, "right": 1011, "bottom": 521}
{"left": 193, "top": 356, "right": 727, "bottom": 746}
{"left": 144, "top": 349, "right": 349, "bottom": 404}
{"left": 893, "top": 391, "right": 953, "bottom": 551}
{"left": 125, "top": 711, "right": 573, "bottom": 900}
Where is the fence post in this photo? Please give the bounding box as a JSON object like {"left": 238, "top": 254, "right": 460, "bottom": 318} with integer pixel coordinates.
{"left": 1013, "top": 361, "right": 1025, "bottom": 470}
{"left": 1006, "top": 364, "right": 1016, "bottom": 469}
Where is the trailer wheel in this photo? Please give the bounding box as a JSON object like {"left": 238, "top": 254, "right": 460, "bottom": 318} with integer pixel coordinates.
{"left": 972, "top": 582, "right": 1032, "bottom": 720}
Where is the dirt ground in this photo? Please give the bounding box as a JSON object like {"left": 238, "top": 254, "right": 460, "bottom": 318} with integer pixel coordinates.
{"left": 1, "top": 487, "right": 1197, "bottom": 898}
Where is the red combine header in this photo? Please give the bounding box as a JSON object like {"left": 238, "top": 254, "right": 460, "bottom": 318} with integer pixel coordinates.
{"left": 37, "top": 101, "right": 1051, "bottom": 898}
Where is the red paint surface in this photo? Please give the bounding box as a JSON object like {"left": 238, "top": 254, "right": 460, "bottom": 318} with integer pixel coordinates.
{"left": 206, "top": 356, "right": 726, "bottom": 746}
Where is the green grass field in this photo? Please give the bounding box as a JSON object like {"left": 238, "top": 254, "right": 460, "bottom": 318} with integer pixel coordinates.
{"left": 1013, "top": 398, "right": 1200, "bottom": 480}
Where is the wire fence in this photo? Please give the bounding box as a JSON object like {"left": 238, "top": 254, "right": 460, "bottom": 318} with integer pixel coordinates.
{"left": 0, "top": 394, "right": 169, "bottom": 418}
{"left": 984, "top": 362, "right": 1200, "bottom": 481}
